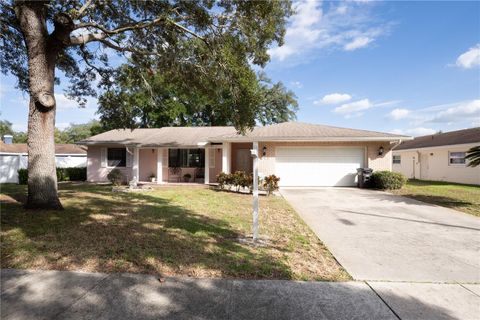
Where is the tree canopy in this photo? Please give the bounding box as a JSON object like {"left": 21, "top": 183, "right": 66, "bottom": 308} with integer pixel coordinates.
{"left": 1, "top": 0, "right": 293, "bottom": 131}
{"left": 97, "top": 65, "right": 298, "bottom": 129}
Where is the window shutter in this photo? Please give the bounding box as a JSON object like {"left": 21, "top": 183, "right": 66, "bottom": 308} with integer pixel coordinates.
{"left": 209, "top": 148, "right": 215, "bottom": 168}
{"left": 126, "top": 148, "right": 133, "bottom": 167}
{"left": 162, "top": 149, "right": 168, "bottom": 168}
{"left": 100, "top": 148, "right": 107, "bottom": 167}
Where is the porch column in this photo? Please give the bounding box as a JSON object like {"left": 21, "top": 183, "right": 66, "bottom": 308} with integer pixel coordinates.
{"left": 222, "top": 142, "right": 231, "bottom": 174}
{"left": 132, "top": 147, "right": 139, "bottom": 185}
{"left": 157, "top": 148, "right": 164, "bottom": 184}
{"left": 252, "top": 141, "right": 259, "bottom": 241}
{"left": 204, "top": 147, "right": 210, "bottom": 184}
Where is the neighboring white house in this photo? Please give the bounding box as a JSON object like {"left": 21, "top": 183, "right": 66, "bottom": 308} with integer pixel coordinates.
{"left": 0, "top": 136, "right": 87, "bottom": 183}
{"left": 392, "top": 128, "right": 480, "bottom": 185}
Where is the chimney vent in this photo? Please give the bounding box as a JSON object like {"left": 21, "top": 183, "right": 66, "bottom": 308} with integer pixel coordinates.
{"left": 3, "top": 135, "right": 13, "bottom": 144}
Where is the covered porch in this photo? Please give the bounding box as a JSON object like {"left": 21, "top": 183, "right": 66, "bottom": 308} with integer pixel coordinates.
{"left": 131, "top": 142, "right": 253, "bottom": 185}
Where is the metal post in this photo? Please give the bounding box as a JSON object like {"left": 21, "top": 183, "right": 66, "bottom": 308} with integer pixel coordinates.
{"left": 252, "top": 141, "right": 259, "bottom": 241}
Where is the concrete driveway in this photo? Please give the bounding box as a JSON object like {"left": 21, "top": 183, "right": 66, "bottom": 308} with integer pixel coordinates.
{"left": 281, "top": 188, "right": 480, "bottom": 283}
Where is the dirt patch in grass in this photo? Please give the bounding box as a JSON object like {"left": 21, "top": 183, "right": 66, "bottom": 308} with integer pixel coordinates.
{"left": 1, "top": 183, "right": 349, "bottom": 281}
{"left": 391, "top": 179, "right": 480, "bottom": 217}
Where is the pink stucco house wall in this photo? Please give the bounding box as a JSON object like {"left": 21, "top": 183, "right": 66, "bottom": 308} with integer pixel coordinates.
{"left": 78, "top": 122, "right": 411, "bottom": 187}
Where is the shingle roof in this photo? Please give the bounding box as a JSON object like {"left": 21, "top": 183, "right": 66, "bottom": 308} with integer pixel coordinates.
{"left": 209, "top": 122, "right": 411, "bottom": 142}
{"left": 78, "top": 122, "right": 411, "bottom": 146}
{"left": 77, "top": 127, "right": 237, "bottom": 147}
{"left": 394, "top": 127, "right": 480, "bottom": 151}
{"left": 0, "top": 142, "right": 87, "bottom": 154}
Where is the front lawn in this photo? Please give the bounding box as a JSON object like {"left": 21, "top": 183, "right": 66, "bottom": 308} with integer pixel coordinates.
{"left": 391, "top": 179, "right": 480, "bottom": 217}
{"left": 0, "top": 183, "right": 349, "bottom": 281}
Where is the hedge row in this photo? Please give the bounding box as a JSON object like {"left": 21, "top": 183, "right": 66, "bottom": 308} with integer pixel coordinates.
{"left": 17, "top": 167, "right": 87, "bottom": 184}
{"left": 216, "top": 171, "right": 280, "bottom": 195}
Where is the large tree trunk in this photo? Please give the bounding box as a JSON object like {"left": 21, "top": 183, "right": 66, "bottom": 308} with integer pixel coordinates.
{"left": 16, "top": 2, "right": 62, "bottom": 209}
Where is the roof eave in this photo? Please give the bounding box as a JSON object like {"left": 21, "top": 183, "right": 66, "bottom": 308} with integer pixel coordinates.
{"left": 209, "top": 136, "right": 412, "bottom": 143}
{"left": 393, "top": 141, "right": 480, "bottom": 152}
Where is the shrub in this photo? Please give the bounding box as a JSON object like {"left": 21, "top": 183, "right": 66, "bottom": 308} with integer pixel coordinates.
{"left": 56, "top": 168, "right": 67, "bottom": 181}
{"left": 107, "top": 169, "right": 124, "bottom": 186}
{"left": 66, "top": 167, "right": 87, "bottom": 181}
{"left": 18, "top": 168, "right": 28, "bottom": 184}
{"left": 263, "top": 174, "right": 280, "bottom": 195}
{"left": 17, "top": 167, "right": 86, "bottom": 184}
{"left": 216, "top": 171, "right": 254, "bottom": 192}
{"left": 216, "top": 172, "right": 228, "bottom": 189}
{"left": 370, "top": 171, "right": 406, "bottom": 190}
{"left": 232, "top": 171, "right": 247, "bottom": 191}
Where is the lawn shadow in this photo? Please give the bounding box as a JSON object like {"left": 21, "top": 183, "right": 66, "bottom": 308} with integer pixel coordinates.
{"left": 1, "top": 183, "right": 293, "bottom": 279}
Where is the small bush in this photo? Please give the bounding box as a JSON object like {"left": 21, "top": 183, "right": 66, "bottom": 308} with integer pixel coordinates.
{"left": 370, "top": 171, "right": 406, "bottom": 190}
{"left": 216, "top": 172, "right": 228, "bottom": 189}
{"left": 107, "top": 169, "right": 124, "bottom": 186}
{"left": 56, "top": 168, "right": 67, "bottom": 181}
{"left": 263, "top": 174, "right": 280, "bottom": 195}
{"left": 17, "top": 167, "right": 86, "bottom": 184}
{"left": 66, "top": 167, "right": 87, "bottom": 181}
{"left": 18, "top": 168, "right": 28, "bottom": 184}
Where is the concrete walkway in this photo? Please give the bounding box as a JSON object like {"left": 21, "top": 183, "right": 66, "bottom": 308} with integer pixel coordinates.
{"left": 280, "top": 187, "right": 480, "bottom": 283}
{"left": 2, "top": 269, "right": 479, "bottom": 320}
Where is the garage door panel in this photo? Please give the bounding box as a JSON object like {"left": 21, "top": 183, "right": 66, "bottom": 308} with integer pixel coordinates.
{"left": 275, "top": 147, "right": 364, "bottom": 187}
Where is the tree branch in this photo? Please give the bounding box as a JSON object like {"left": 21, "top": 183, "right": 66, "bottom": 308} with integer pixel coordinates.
{"left": 74, "top": 17, "right": 205, "bottom": 41}
{"left": 76, "top": 0, "right": 94, "bottom": 18}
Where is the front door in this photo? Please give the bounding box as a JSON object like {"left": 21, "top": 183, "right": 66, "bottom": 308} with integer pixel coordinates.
{"left": 236, "top": 149, "right": 252, "bottom": 173}
{"left": 420, "top": 153, "right": 429, "bottom": 179}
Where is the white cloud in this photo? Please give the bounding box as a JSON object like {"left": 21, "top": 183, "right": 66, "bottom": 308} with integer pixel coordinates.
{"left": 456, "top": 44, "right": 480, "bottom": 69}
{"left": 268, "top": 0, "right": 390, "bottom": 62}
{"left": 334, "top": 98, "right": 372, "bottom": 113}
{"left": 12, "top": 123, "right": 27, "bottom": 132}
{"left": 391, "top": 127, "right": 437, "bottom": 137}
{"left": 290, "top": 81, "right": 303, "bottom": 88}
{"left": 344, "top": 36, "right": 373, "bottom": 51}
{"left": 428, "top": 100, "right": 480, "bottom": 124}
{"left": 56, "top": 122, "right": 71, "bottom": 130}
{"left": 388, "top": 108, "right": 410, "bottom": 120}
{"left": 54, "top": 94, "right": 81, "bottom": 110}
{"left": 405, "top": 127, "right": 437, "bottom": 137}
{"left": 315, "top": 93, "right": 352, "bottom": 105}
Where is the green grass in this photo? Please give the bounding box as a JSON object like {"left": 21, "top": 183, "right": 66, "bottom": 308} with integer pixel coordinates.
{"left": 392, "top": 179, "right": 480, "bottom": 217}
{"left": 0, "top": 183, "right": 349, "bottom": 281}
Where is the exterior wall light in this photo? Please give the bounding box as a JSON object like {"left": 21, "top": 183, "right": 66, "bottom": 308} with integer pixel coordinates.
{"left": 378, "top": 146, "right": 384, "bottom": 156}
{"left": 262, "top": 146, "right": 267, "bottom": 156}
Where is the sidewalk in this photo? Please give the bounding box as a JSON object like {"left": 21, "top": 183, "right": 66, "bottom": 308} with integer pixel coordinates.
{"left": 1, "top": 269, "right": 479, "bottom": 320}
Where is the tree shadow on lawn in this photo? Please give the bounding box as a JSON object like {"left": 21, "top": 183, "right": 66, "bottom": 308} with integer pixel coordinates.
{"left": 1, "top": 183, "right": 293, "bottom": 279}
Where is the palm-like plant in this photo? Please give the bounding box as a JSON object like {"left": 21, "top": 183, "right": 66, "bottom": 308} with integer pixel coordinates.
{"left": 465, "top": 146, "right": 480, "bottom": 167}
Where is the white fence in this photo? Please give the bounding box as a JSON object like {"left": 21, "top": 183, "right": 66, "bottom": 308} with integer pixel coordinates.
{"left": 0, "top": 154, "right": 87, "bottom": 183}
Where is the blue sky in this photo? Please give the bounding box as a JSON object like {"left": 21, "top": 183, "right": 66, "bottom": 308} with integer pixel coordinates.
{"left": 1, "top": 0, "right": 479, "bottom": 136}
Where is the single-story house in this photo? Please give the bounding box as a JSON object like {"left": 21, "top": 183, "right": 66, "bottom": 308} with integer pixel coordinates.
{"left": 392, "top": 127, "right": 480, "bottom": 185}
{"left": 77, "top": 122, "right": 412, "bottom": 187}
{"left": 0, "top": 137, "right": 87, "bottom": 183}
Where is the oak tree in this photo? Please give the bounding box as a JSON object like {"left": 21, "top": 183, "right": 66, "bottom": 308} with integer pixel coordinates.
{"left": 0, "top": 0, "right": 292, "bottom": 209}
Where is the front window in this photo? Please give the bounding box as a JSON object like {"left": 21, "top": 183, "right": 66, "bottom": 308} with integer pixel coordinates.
{"left": 449, "top": 152, "right": 466, "bottom": 165}
{"left": 108, "top": 148, "right": 126, "bottom": 167}
{"left": 393, "top": 155, "right": 401, "bottom": 164}
{"left": 168, "top": 149, "right": 205, "bottom": 168}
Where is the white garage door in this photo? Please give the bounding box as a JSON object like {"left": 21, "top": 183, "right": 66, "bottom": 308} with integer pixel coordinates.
{"left": 275, "top": 147, "right": 365, "bottom": 187}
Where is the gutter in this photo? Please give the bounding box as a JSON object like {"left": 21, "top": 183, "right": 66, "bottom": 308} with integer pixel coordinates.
{"left": 208, "top": 136, "right": 413, "bottom": 143}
